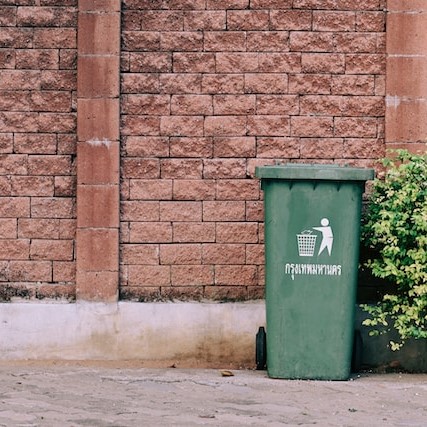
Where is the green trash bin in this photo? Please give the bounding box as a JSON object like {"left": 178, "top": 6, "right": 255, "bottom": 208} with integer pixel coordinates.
{"left": 256, "top": 164, "right": 374, "bottom": 380}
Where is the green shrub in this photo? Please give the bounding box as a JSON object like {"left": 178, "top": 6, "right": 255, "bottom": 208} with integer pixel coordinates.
{"left": 361, "top": 149, "right": 427, "bottom": 350}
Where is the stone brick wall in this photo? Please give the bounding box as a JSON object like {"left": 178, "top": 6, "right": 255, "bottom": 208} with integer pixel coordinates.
{"left": 386, "top": 0, "right": 427, "bottom": 152}
{"left": 0, "top": 0, "right": 391, "bottom": 302}
{"left": 119, "top": 0, "right": 387, "bottom": 301}
{"left": 0, "top": 1, "right": 77, "bottom": 300}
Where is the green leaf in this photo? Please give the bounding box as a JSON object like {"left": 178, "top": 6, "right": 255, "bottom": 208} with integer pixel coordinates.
{"left": 361, "top": 150, "right": 427, "bottom": 350}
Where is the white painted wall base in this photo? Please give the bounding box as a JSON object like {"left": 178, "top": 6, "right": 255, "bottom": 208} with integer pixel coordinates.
{"left": 0, "top": 301, "right": 266, "bottom": 367}
{"left": 2, "top": 301, "right": 425, "bottom": 371}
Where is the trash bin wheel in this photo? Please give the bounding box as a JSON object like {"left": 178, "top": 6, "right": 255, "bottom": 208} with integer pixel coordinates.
{"left": 351, "top": 329, "right": 363, "bottom": 373}
{"left": 256, "top": 326, "right": 267, "bottom": 370}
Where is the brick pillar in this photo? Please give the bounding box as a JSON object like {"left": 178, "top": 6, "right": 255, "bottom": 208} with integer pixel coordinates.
{"left": 76, "top": 0, "right": 121, "bottom": 301}
{"left": 386, "top": 0, "right": 427, "bottom": 153}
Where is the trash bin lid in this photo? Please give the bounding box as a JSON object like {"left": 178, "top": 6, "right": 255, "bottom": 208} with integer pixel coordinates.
{"left": 255, "top": 163, "right": 375, "bottom": 181}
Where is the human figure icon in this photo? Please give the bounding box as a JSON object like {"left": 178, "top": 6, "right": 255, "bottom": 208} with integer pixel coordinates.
{"left": 313, "top": 218, "right": 333, "bottom": 256}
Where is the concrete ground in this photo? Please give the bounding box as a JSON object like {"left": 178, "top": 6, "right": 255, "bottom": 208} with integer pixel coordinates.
{"left": 0, "top": 363, "right": 426, "bottom": 427}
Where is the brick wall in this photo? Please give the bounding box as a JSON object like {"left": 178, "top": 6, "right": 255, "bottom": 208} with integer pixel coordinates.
{"left": 119, "top": 0, "right": 387, "bottom": 301}
{"left": 0, "top": 1, "right": 77, "bottom": 300}
{"left": 0, "top": 1, "right": 388, "bottom": 302}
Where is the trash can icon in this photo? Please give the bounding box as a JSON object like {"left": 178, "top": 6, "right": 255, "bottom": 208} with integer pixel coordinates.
{"left": 297, "top": 230, "right": 317, "bottom": 257}
{"left": 256, "top": 164, "right": 374, "bottom": 380}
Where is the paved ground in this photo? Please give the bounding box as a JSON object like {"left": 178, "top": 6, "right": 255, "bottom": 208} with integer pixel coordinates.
{"left": 0, "top": 363, "right": 426, "bottom": 426}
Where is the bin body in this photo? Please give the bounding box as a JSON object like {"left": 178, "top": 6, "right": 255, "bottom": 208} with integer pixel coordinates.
{"left": 256, "top": 164, "right": 374, "bottom": 380}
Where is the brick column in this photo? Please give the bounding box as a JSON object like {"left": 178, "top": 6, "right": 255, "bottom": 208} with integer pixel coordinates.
{"left": 386, "top": 0, "right": 427, "bottom": 152}
{"left": 76, "top": 0, "right": 121, "bottom": 301}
